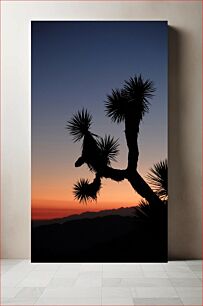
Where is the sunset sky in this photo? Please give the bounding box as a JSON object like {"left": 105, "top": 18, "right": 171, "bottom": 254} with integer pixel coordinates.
{"left": 31, "top": 21, "right": 167, "bottom": 220}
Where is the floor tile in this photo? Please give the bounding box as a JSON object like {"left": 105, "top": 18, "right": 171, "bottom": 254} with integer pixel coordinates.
{"left": 169, "top": 277, "right": 202, "bottom": 287}
{"left": 15, "top": 287, "right": 45, "bottom": 298}
{"left": 2, "top": 262, "right": 35, "bottom": 287}
{"left": 41, "top": 286, "right": 101, "bottom": 298}
{"left": 3, "top": 296, "right": 39, "bottom": 305}
{"left": 79, "top": 270, "right": 102, "bottom": 278}
{"left": 54, "top": 268, "right": 80, "bottom": 278}
{"left": 17, "top": 271, "right": 55, "bottom": 287}
{"left": 164, "top": 265, "right": 192, "bottom": 272}
{"left": 143, "top": 271, "right": 168, "bottom": 278}
{"left": 103, "top": 264, "right": 142, "bottom": 273}
{"left": 166, "top": 271, "right": 197, "bottom": 278}
{"left": 74, "top": 275, "right": 102, "bottom": 287}
{"left": 189, "top": 264, "right": 202, "bottom": 272}
{"left": 80, "top": 263, "right": 102, "bottom": 272}
{"left": 32, "top": 263, "right": 59, "bottom": 272}
{"left": 47, "top": 277, "right": 76, "bottom": 288}
{"left": 2, "top": 287, "right": 23, "bottom": 299}
{"left": 57, "top": 264, "right": 82, "bottom": 271}
{"left": 133, "top": 297, "right": 183, "bottom": 305}
{"left": 1, "top": 260, "right": 202, "bottom": 306}
{"left": 175, "top": 287, "right": 202, "bottom": 298}
{"left": 186, "top": 260, "right": 202, "bottom": 266}
{"left": 135, "top": 286, "right": 178, "bottom": 298}
{"left": 141, "top": 264, "right": 165, "bottom": 272}
{"left": 180, "top": 296, "right": 202, "bottom": 305}
{"left": 102, "top": 278, "right": 122, "bottom": 287}
{"left": 194, "top": 271, "right": 202, "bottom": 279}
{"left": 35, "top": 297, "right": 101, "bottom": 305}
{"left": 102, "top": 287, "right": 132, "bottom": 298}
{"left": 166, "top": 261, "right": 188, "bottom": 266}
{"left": 102, "top": 297, "right": 134, "bottom": 305}
{"left": 2, "top": 273, "right": 29, "bottom": 287}
{"left": 103, "top": 270, "right": 144, "bottom": 278}
{"left": 121, "top": 277, "right": 172, "bottom": 287}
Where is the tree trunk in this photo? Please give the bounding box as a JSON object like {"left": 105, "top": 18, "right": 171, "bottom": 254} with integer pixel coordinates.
{"left": 127, "top": 171, "right": 163, "bottom": 206}
{"left": 125, "top": 113, "right": 139, "bottom": 172}
{"left": 124, "top": 112, "right": 162, "bottom": 206}
{"left": 100, "top": 166, "right": 163, "bottom": 206}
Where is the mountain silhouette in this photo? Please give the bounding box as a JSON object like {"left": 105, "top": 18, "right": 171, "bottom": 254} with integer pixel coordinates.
{"left": 32, "top": 206, "right": 137, "bottom": 228}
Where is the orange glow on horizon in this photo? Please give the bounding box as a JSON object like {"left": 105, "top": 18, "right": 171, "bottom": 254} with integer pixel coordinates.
{"left": 32, "top": 177, "right": 142, "bottom": 220}
{"left": 31, "top": 199, "right": 139, "bottom": 220}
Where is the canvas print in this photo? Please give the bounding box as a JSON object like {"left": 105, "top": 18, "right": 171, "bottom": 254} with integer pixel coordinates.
{"left": 31, "top": 21, "right": 168, "bottom": 262}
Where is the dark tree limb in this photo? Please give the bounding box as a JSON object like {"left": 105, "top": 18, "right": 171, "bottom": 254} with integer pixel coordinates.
{"left": 127, "top": 171, "right": 163, "bottom": 206}
{"left": 74, "top": 159, "right": 163, "bottom": 206}
{"left": 101, "top": 166, "right": 127, "bottom": 182}
{"left": 125, "top": 114, "right": 140, "bottom": 172}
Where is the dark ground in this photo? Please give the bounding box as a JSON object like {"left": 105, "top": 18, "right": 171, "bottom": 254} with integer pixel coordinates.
{"left": 31, "top": 214, "right": 167, "bottom": 263}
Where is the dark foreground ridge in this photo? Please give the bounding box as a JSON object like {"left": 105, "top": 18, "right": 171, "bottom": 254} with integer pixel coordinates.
{"left": 31, "top": 208, "right": 167, "bottom": 263}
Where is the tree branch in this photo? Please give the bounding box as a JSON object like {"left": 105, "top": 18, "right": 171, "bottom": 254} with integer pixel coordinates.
{"left": 101, "top": 166, "right": 127, "bottom": 182}
{"left": 74, "top": 157, "right": 162, "bottom": 205}
{"left": 127, "top": 171, "right": 163, "bottom": 206}
{"left": 101, "top": 166, "right": 163, "bottom": 206}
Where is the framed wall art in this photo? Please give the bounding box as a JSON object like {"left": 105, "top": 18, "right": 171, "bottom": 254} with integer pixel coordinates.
{"left": 31, "top": 21, "right": 168, "bottom": 262}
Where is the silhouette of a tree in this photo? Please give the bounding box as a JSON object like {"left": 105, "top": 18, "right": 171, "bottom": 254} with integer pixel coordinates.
{"left": 147, "top": 159, "right": 168, "bottom": 201}
{"left": 135, "top": 160, "right": 168, "bottom": 219}
{"left": 67, "top": 75, "right": 164, "bottom": 207}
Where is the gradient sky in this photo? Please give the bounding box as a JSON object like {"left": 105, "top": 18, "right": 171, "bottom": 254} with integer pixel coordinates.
{"left": 31, "top": 21, "right": 168, "bottom": 220}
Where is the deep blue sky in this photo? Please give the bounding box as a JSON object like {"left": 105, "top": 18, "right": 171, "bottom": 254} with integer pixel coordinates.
{"left": 31, "top": 21, "right": 168, "bottom": 210}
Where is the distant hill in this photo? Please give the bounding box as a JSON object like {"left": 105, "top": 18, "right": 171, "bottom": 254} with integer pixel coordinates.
{"left": 32, "top": 206, "right": 137, "bottom": 228}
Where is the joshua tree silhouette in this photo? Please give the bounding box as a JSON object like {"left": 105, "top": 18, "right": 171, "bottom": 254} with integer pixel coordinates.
{"left": 67, "top": 75, "right": 165, "bottom": 207}
{"left": 134, "top": 159, "right": 168, "bottom": 219}
{"left": 147, "top": 159, "right": 168, "bottom": 201}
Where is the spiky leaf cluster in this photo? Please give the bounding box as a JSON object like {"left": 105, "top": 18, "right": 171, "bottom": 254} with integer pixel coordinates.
{"left": 97, "top": 135, "right": 119, "bottom": 165}
{"left": 124, "top": 75, "right": 155, "bottom": 120}
{"left": 147, "top": 159, "right": 168, "bottom": 200}
{"left": 105, "top": 89, "right": 127, "bottom": 123}
{"left": 73, "top": 176, "right": 101, "bottom": 203}
{"left": 66, "top": 109, "right": 92, "bottom": 142}
{"left": 105, "top": 75, "right": 155, "bottom": 123}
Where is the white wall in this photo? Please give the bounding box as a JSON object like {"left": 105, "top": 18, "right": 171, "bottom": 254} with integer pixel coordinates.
{"left": 1, "top": 1, "right": 202, "bottom": 259}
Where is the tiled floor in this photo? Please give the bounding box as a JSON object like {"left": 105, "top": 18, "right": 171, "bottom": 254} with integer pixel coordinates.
{"left": 1, "top": 260, "right": 202, "bottom": 305}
